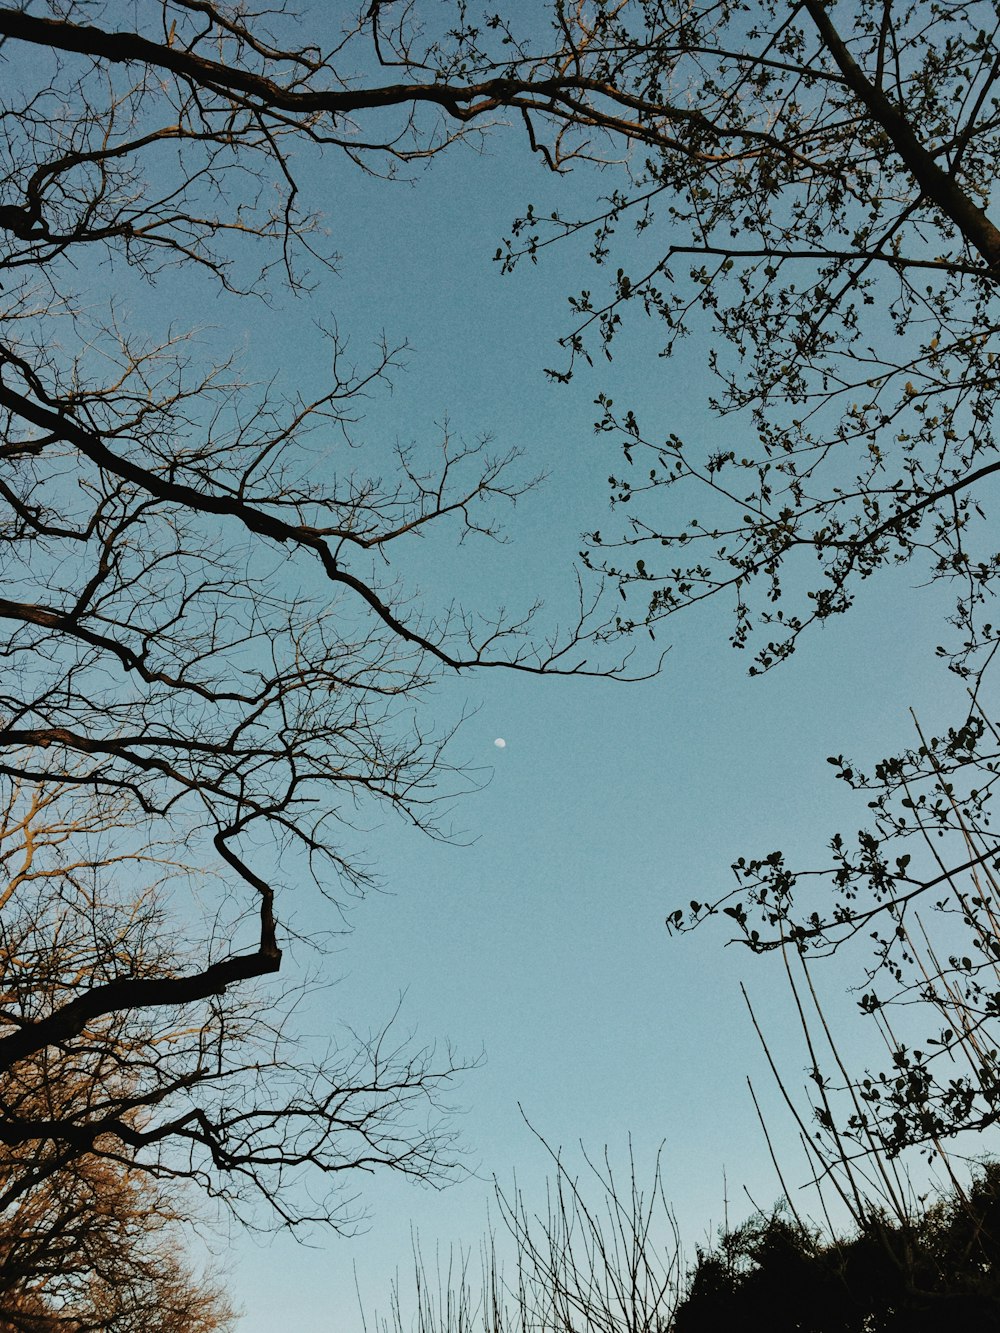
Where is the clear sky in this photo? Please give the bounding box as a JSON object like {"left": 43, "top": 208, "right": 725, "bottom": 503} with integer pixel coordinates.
{"left": 138, "top": 38, "right": 982, "bottom": 1330}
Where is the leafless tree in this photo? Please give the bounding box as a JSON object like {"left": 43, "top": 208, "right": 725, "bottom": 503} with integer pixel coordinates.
{"left": 0, "top": 0, "right": 687, "bottom": 1232}
{"left": 0, "top": 790, "right": 240, "bottom": 1331}
{"left": 0, "top": 1135, "right": 237, "bottom": 1332}
{"left": 366, "top": 1124, "right": 683, "bottom": 1333}
{"left": 20, "top": 0, "right": 1000, "bottom": 1253}
{"left": 0, "top": 772, "right": 477, "bottom": 1302}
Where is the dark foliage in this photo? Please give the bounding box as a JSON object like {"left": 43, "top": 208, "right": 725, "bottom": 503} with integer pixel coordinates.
{"left": 676, "top": 1164, "right": 1000, "bottom": 1333}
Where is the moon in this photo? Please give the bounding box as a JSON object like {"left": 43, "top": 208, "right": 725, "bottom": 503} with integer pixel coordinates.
{"left": 494, "top": 737, "right": 506, "bottom": 749}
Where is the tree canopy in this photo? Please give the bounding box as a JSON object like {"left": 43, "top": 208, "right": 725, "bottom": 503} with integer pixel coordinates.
{"left": 5, "top": 0, "right": 1000, "bottom": 1288}
{"left": 495, "top": 0, "right": 1000, "bottom": 672}
{"left": 674, "top": 1162, "right": 1000, "bottom": 1333}
{"left": 423, "top": 0, "right": 1000, "bottom": 1168}
{"left": 562, "top": 0, "right": 1000, "bottom": 1162}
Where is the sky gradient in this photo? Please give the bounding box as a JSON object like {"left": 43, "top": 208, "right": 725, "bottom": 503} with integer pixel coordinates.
{"left": 153, "top": 60, "right": 980, "bottom": 1330}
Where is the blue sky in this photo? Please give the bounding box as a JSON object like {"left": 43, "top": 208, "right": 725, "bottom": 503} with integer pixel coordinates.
{"left": 42, "top": 28, "right": 973, "bottom": 1321}
{"left": 188, "top": 109, "right": 986, "bottom": 1325}
{"left": 8, "top": 5, "right": 1000, "bottom": 1327}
